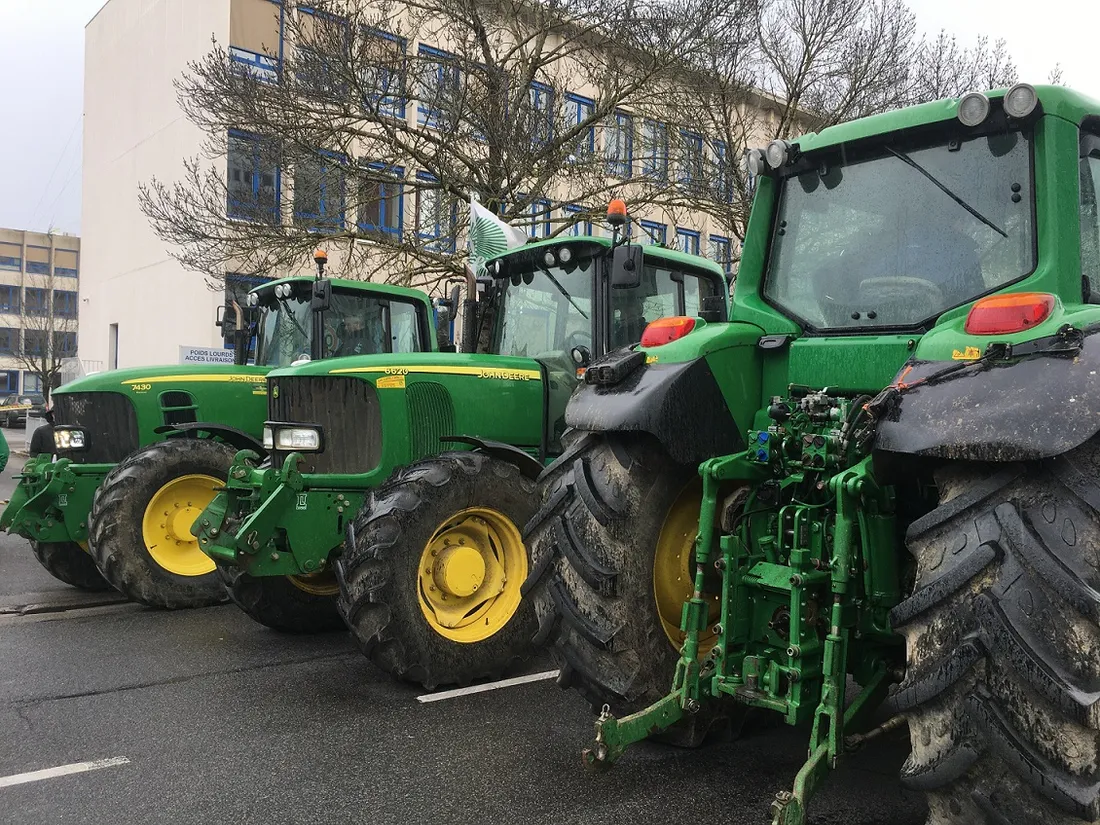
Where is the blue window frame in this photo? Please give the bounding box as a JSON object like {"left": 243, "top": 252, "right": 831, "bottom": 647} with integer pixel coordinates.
{"left": 679, "top": 130, "right": 704, "bottom": 189}
{"left": 605, "top": 111, "right": 633, "bottom": 177}
{"left": 55, "top": 267, "right": 77, "bottom": 278}
{"left": 0, "top": 256, "right": 19, "bottom": 271}
{"left": 53, "top": 331, "right": 77, "bottom": 357}
{"left": 0, "top": 329, "right": 16, "bottom": 354}
{"left": 708, "top": 235, "right": 732, "bottom": 271}
{"left": 23, "top": 372, "right": 42, "bottom": 393}
{"left": 294, "top": 149, "right": 346, "bottom": 232}
{"left": 415, "top": 171, "right": 456, "bottom": 252}
{"left": 229, "top": 46, "right": 279, "bottom": 83}
{"left": 358, "top": 162, "right": 404, "bottom": 237}
{"left": 711, "top": 140, "right": 732, "bottom": 202}
{"left": 26, "top": 260, "right": 49, "bottom": 275}
{"left": 524, "top": 198, "right": 552, "bottom": 238}
{"left": 25, "top": 288, "right": 48, "bottom": 317}
{"left": 563, "top": 204, "right": 592, "bottom": 237}
{"left": 361, "top": 29, "right": 406, "bottom": 118}
{"left": 417, "top": 45, "right": 460, "bottom": 129}
{"left": 0, "top": 286, "right": 19, "bottom": 313}
{"left": 676, "top": 228, "right": 701, "bottom": 256}
{"left": 0, "top": 369, "right": 17, "bottom": 391}
{"left": 529, "top": 82, "right": 554, "bottom": 147}
{"left": 227, "top": 130, "right": 280, "bottom": 222}
{"left": 23, "top": 329, "right": 47, "bottom": 355}
{"left": 563, "top": 93, "right": 595, "bottom": 157}
{"left": 640, "top": 120, "right": 668, "bottom": 181}
{"left": 53, "top": 290, "right": 78, "bottom": 318}
{"left": 639, "top": 220, "right": 667, "bottom": 246}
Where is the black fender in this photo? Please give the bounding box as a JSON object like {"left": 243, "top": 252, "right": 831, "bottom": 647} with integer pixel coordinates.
{"left": 440, "top": 436, "right": 544, "bottom": 481}
{"left": 154, "top": 422, "right": 269, "bottom": 458}
{"left": 564, "top": 357, "right": 741, "bottom": 465}
{"left": 874, "top": 326, "right": 1100, "bottom": 462}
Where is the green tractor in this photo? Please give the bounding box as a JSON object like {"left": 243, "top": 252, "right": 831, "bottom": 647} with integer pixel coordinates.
{"left": 525, "top": 83, "right": 1100, "bottom": 824}
{"left": 2, "top": 263, "right": 437, "bottom": 609}
{"left": 193, "top": 228, "right": 728, "bottom": 686}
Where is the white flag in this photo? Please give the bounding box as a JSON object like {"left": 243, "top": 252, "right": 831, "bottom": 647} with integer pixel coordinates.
{"left": 468, "top": 196, "right": 528, "bottom": 274}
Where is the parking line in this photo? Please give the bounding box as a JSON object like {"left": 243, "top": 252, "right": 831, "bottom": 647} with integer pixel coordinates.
{"left": 417, "top": 670, "right": 560, "bottom": 704}
{"left": 0, "top": 757, "right": 130, "bottom": 789}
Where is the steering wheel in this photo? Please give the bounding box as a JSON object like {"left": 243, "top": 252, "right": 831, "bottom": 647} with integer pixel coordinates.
{"left": 565, "top": 329, "right": 592, "bottom": 352}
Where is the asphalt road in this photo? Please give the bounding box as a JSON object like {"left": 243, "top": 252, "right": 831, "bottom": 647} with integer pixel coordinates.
{"left": 0, "top": 467, "right": 927, "bottom": 825}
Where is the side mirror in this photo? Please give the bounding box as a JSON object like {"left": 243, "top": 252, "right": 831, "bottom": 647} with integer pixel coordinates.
{"left": 215, "top": 305, "right": 226, "bottom": 328}
{"left": 611, "top": 244, "right": 643, "bottom": 289}
{"left": 311, "top": 278, "right": 331, "bottom": 312}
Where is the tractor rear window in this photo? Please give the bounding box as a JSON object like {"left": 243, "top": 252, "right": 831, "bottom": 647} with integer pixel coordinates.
{"left": 765, "top": 129, "right": 1035, "bottom": 331}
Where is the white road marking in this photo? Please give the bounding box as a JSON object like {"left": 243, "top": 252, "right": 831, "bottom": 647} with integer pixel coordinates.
{"left": 0, "top": 757, "right": 130, "bottom": 789}
{"left": 417, "top": 670, "right": 560, "bottom": 704}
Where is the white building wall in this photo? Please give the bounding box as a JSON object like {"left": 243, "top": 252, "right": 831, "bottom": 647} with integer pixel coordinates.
{"left": 81, "top": 0, "right": 231, "bottom": 368}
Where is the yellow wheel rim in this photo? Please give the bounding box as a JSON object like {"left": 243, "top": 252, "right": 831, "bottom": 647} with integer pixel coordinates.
{"left": 141, "top": 474, "right": 220, "bottom": 577}
{"left": 288, "top": 569, "right": 340, "bottom": 596}
{"left": 653, "top": 480, "right": 719, "bottom": 653}
{"left": 417, "top": 506, "right": 527, "bottom": 644}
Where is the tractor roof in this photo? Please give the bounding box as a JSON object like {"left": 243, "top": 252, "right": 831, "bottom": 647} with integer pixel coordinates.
{"left": 494, "top": 235, "right": 726, "bottom": 278}
{"left": 254, "top": 276, "right": 430, "bottom": 305}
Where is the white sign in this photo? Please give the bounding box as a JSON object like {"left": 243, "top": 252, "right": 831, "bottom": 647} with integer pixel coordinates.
{"left": 179, "top": 346, "right": 236, "bottom": 365}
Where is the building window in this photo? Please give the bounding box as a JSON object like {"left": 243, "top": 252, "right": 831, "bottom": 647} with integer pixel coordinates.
{"left": 0, "top": 286, "right": 19, "bottom": 313}
{"left": 229, "top": 46, "right": 279, "bottom": 82}
{"left": 53, "top": 290, "right": 78, "bottom": 318}
{"left": 0, "top": 371, "right": 18, "bottom": 392}
{"left": 361, "top": 29, "right": 406, "bottom": 118}
{"left": 53, "top": 331, "right": 77, "bottom": 357}
{"left": 0, "top": 328, "right": 17, "bottom": 354}
{"left": 23, "top": 329, "right": 47, "bottom": 356}
{"left": 709, "top": 235, "right": 732, "bottom": 271}
{"left": 227, "top": 131, "right": 280, "bottom": 222}
{"left": 54, "top": 249, "right": 78, "bottom": 278}
{"left": 676, "top": 228, "right": 701, "bottom": 256}
{"left": 711, "top": 140, "right": 732, "bottom": 202}
{"left": 528, "top": 82, "right": 554, "bottom": 147}
{"left": 294, "top": 150, "right": 346, "bottom": 232}
{"left": 417, "top": 45, "right": 460, "bottom": 129}
{"left": 23, "top": 372, "right": 43, "bottom": 393}
{"left": 640, "top": 120, "right": 668, "bottom": 181}
{"left": 563, "top": 204, "right": 592, "bottom": 237}
{"left": 0, "top": 243, "right": 20, "bottom": 271}
{"left": 358, "top": 162, "right": 403, "bottom": 237}
{"left": 523, "top": 199, "right": 552, "bottom": 238}
{"left": 294, "top": 6, "right": 350, "bottom": 99}
{"left": 605, "top": 111, "right": 633, "bottom": 177}
{"left": 679, "top": 130, "right": 705, "bottom": 191}
{"left": 563, "top": 93, "right": 595, "bottom": 157}
{"left": 415, "top": 172, "right": 456, "bottom": 252}
{"left": 639, "top": 220, "right": 667, "bottom": 246}
{"left": 25, "top": 288, "right": 48, "bottom": 317}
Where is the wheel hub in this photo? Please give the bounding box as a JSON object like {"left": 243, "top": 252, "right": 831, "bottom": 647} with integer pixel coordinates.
{"left": 141, "top": 474, "right": 220, "bottom": 577}
{"left": 432, "top": 544, "right": 486, "bottom": 597}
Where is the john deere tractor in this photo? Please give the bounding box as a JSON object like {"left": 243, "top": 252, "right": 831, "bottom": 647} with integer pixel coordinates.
{"left": 2, "top": 266, "right": 436, "bottom": 609}
{"left": 525, "top": 84, "right": 1100, "bottom": 824}
{"left": 193, "top": 228, "right": 728, "bottom": 686}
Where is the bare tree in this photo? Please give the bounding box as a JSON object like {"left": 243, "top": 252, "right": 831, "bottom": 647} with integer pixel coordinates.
{"left": 140, "top": 0, "right": 745, "bottom": 289}
{"left": 13, "top": 271, "right": 78, "bottom": 393}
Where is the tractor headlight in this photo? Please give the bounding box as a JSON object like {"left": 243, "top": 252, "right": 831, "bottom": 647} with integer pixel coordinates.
{"left": 957, "top": 91, "right": 990, "bottom": 126}
{"left": 247, "top": 292, "right": 260, "bottom": 307}
{"left": 54, "top": 428, "right": 87, "bottom": 451}
{"left": 1003, "top": 82, "right": 1038, "bottom": 118}
{"left": 543, "top": 250, "right": 557, "bottom": 268}
{"left": 765, "top": 140, "right": 791, "bottom": 170}
{"left": 262, "top": 425, "right": 274, "bottom": 451}
{"left": 745, "top": 148, "right": 766, "bottom": 177}
{"left": 558, "top": 246, "right": 572, "bottom": 264}
{"left": 272, "top": 425, "right": 322, "bottom": 453}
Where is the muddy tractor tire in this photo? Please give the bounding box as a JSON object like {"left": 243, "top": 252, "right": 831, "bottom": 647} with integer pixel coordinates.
{"left": 336, "top": 451, "right": 537, "bottom": 689}
{"left": 30, "top": 540, "right": 112, "bottom": 592}
{"left": 217, "top": 564, "right": 345, "bottom": 634}
{"left": 890, "top": 440, "right": 1100, "bottom": 824}
{"left": 522, "top": 432, "right": 731, "bottom": 744}
{"left": 89, "top": 439, "right": 234, "bottom": 609}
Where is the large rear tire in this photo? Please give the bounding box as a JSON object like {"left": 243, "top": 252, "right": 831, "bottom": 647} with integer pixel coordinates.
{"left": 89, "top": 439, "right": 234, "bottom": 609}
{"left": 217, "top": 564, "right": 345, "bottom": 633}
{"left": 523, "top": 432, "right": 727, "bottom": 742}
{"left": 336, "top": 452, "right": 537, "bottom": 689}
{"left": 890, "top": 440, "right": 1100, "bottom": 823}
{"left": 30, "top": 540, "right": 112, "bottom": 591}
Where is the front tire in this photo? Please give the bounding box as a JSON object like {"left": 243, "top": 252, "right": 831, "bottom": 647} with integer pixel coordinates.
{"left": 217, "top": 564, "right": 345, "bottom": 633}
{"left": 336, "top": 451, "right": 537, "bottom": 689}
{"left": 89, "top": 439, "right": 234, "bottom": 609}
{"left": 30, "top": 540, "right": 112, "bottom": 591}
{"left": 890, "top": 440, "right": 1100, "bottom": 823}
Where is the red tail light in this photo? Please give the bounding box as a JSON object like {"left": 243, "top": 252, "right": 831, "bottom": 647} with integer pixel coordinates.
{"left": 641, "top": 316, "right": 696, "bottom": 347}
{"left": 964, "top": 292, "right": 1055, "bottom": 335}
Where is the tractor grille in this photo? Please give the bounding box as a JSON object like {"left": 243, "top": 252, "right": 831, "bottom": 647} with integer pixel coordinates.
{"left": 267, "top": 375, "right": 381, "bottom": 474}
{"left": 52, "top": 391, "right": 139, "bottom": 464}
{"left": 407, "top": 381, "right": 454, "bottom": 459}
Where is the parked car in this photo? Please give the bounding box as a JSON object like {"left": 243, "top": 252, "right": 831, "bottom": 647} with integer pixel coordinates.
{"left": 0, "top": 394, "right": 46, "bottom": 427}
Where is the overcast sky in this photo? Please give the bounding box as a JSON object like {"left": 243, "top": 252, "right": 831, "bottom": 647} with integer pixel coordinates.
{"left": 0, "top": 0, "right": 1098, "bottom": 237}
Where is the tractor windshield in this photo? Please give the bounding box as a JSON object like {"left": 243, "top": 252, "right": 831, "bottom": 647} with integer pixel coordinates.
{"left": 765, "top": 129, "right": 1035, "bottom": 330}
{"left": 254, "top": 289, "right": 423, "bottom": 366}
{"left": 495, "top": 257, "right": 594, "bottom": 362}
